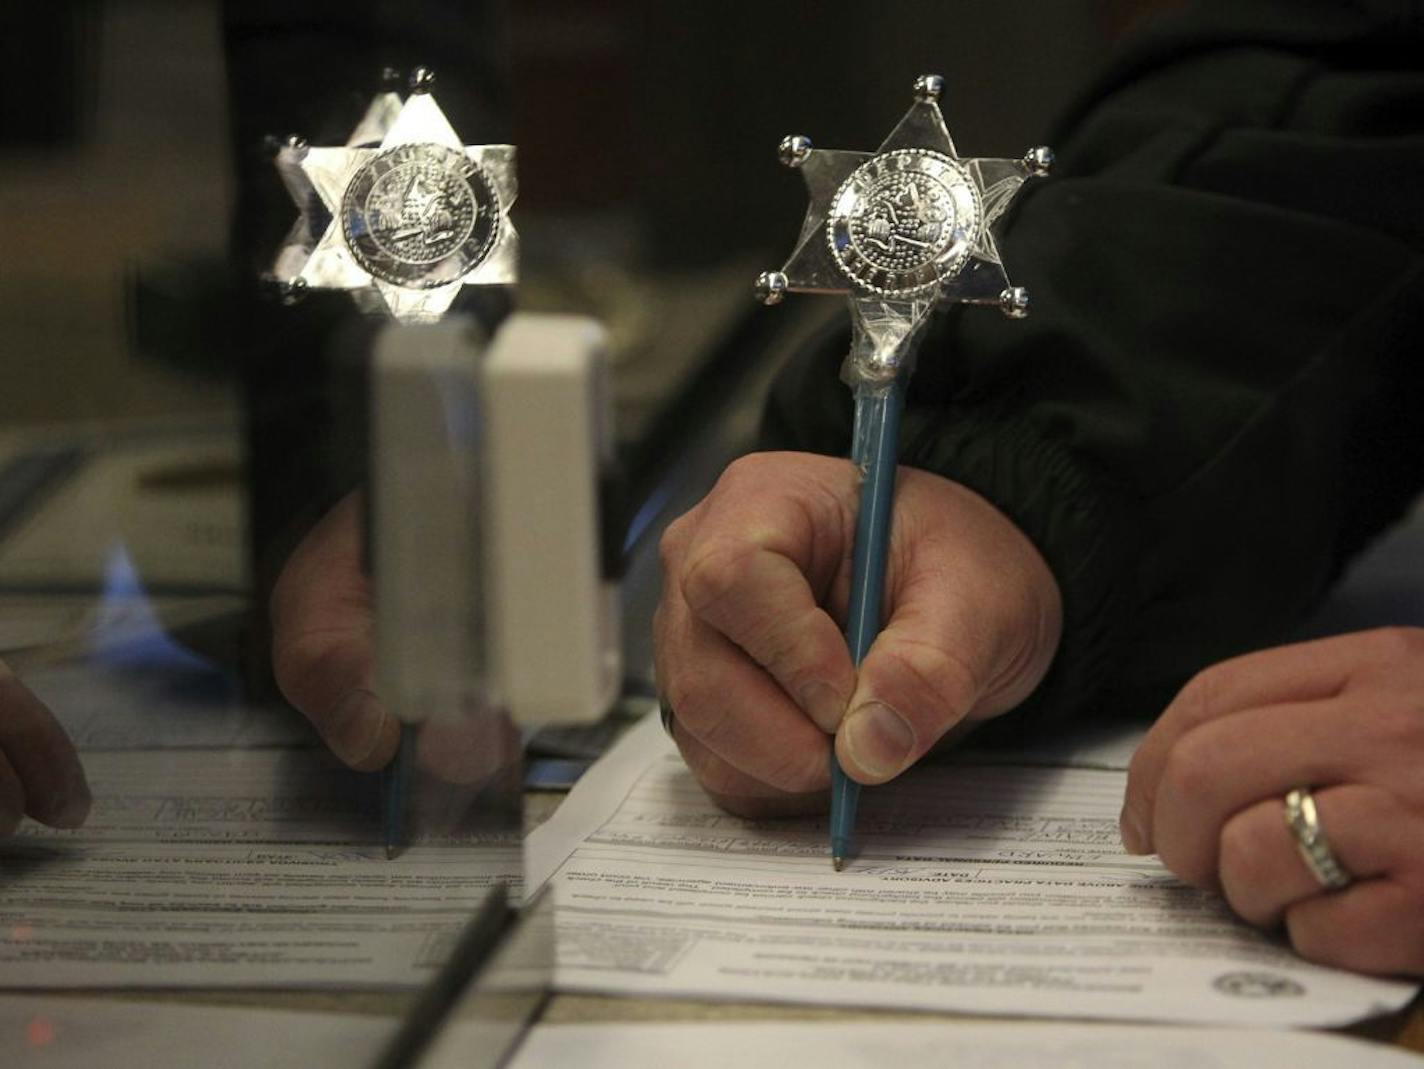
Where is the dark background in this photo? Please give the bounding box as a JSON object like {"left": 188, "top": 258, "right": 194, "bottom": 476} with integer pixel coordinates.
{"left": 0, "top": 0, "right": 1141, "bottom": 425}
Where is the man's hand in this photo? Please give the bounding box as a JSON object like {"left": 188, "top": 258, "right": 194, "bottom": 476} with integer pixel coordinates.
{"left": 271, "top": 492, "right": 398, "bottom": 770}
{"left": 270, "top": 492, "right": 519, "bottom": 790}
{"left": 0, "top": 659, "right": 90, "bottom": 834}
{"left": 654, "top": 451, "right": 1062, "bottom": 817}
{"left": 1122, "top": 628, "right": 1424, "bottom": 976}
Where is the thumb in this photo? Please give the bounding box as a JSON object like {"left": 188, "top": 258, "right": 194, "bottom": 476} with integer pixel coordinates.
{"left": 833, "top": 616, "right": 984, "bottom": 784}
{"left": 831, "top": 479, "right": 1062, "bottom": 784}
{"left": 270, "top": 492, "right": 398, "bottom": 771}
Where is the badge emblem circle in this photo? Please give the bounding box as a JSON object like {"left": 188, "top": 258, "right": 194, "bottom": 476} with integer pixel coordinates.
{"left": 342, "top": 143, "right": 500, "bottom": 290}
{"left": 827, "top": 149, "right": 980, "bottom": 296}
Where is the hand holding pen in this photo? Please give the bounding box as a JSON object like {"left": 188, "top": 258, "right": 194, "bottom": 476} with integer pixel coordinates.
{"left": 653, "top": 452, "right": 1061, "bottom": 821}
{"left": 655, "top": 77, "right": 1056, "bottom": 865}
{"left": 270, "top": 492, "right": 521, "bottom": 824}
{"left": 762, "top": 75, "right": 1050, "bottom": 868}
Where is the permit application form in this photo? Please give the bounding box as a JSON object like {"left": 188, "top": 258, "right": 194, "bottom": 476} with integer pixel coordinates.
{"left": 1, "top": 748, "right": 520, "bottom": 988}
{"left": 528, "top": 716, "right": 1418, "bottom": 1026}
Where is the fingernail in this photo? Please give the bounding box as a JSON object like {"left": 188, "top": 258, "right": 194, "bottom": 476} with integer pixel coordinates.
{"left": 841, "top": 702, "right": 915, "bottom": 779}
{"left": 798, "top": 681, "right": 847, "bottom": 732}
{"left": 331, "top": 690, "right": 390, "bottom": 767}
{"left": 1119, "top": 804, "right": 1148, "bottom": 854}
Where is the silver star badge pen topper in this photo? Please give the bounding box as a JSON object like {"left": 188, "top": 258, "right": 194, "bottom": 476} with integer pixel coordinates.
{"left": 755, "top": 75, "right": 1052, "bottom": 383}
{"left": 269, "top": 66, "right": 517, "bottom": 322}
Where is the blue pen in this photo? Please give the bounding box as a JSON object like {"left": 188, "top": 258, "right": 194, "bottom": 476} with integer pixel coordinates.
{"left": 755, "top": 74, "right": 1050, "bottom": 869}
{"left": 831, "top": 376, "right": 907, "bottom": 869}
{"left": 383, "top": 724, "right": 417, "bottom": 859}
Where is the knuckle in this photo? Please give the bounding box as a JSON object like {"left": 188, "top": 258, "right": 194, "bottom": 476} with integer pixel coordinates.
{"left": 1171, "top": 664, "right": 1224, "bottom": 728}
{"left": 1157, "top": 731, "right": 1217, "bottom": 810}
{"left": 1217, "top": 814, "right": 1273, "bottom": 913}
{"left": 706, "top": 454, "right": 800, "bottom": 523}
{"left": 748, "top": 606, "right": 835, "bottom": 689}
{"left": 717, "top": 452, "right": 776, "bottom": 489}
{"left": 657, "top": 513, "right": 694, "bottom": 572}
{"left": 788, "top": 625, "right": 848, "bottom": 691}
{"left": 1217, "top": 815, "right": 1264, "bottom": 877}
{"left": 702, "top": 456, "right": 760, "bottom": 507}
{"left": 754, "top": 626, "right": 802, "bottom": 683}
{"left": 680, "top": 540, "right": 752, "bottom": 617}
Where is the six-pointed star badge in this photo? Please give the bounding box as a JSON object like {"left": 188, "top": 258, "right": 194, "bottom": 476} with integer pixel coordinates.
{"left": 756, "top": 75, "right": 1050, "bottom": 317}
{"left": 272, "top": 69, "right": 517, "bottom": 322}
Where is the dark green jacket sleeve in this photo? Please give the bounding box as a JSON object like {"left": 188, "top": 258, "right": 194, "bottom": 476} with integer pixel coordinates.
{"left": 762, "top": 0, "right": 1424, "bottom": 730}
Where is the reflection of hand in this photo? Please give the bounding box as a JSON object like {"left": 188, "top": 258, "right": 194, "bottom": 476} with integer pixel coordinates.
{"left": 654, "top": 452, "right": 1062, "bottom": 817}
{"left": 0, "top": 660, "right": 90, "bottom": 834}
{"left": 270, "top": 493, "right": 398, "bottom": 771}
{"left": 1122, "top": 629, "right": 1424, "bottom": 976}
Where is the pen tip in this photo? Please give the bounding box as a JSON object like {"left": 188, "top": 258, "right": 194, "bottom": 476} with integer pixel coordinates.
{"left": 832, "top": 855, "right": 844, "bottom": 872}
{"left": 385, "top": 844, "right": 397, "bottom": 861}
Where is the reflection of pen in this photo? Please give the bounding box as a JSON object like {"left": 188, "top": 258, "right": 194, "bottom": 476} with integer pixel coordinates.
{"left": 383, "top": 724, "right": 417, "bottom": 859}
{"left": 371, "top": 884, "right": 513, "bottom": 1069}
{"left": 830, "top": 376, "right": 906, "bottom": 871}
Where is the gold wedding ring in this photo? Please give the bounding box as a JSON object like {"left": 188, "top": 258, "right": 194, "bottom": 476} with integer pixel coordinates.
{"left": 1283, "top": 787, "right": 1353, "bottom": 891}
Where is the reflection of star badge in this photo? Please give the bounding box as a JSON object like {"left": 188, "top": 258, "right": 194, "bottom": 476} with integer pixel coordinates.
{"left": 269, "top": 67, "right": 517, "bottom": 322}
{"left": 757, "top": 75, "right": 1050, "bottom": 318}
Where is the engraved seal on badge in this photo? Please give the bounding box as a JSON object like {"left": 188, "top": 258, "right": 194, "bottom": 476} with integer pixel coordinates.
{"left": 828, "top": 148, "right": 981, "bottom": 296}
{"left": 268, "top": 67, "right": 518, "bottom": 322}
{"left": 756, "top": 74, "right": 1052, "bottom": 332}
{"left": 343, "top": 142, "right": 500, "bottom": 289}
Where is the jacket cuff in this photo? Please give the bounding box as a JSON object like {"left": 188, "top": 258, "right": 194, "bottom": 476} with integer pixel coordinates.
{"left": 898, "top": 402, "right": 1144, "bottom": 737}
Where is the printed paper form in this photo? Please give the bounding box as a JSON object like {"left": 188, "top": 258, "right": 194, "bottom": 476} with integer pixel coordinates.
{"left": 503, "top": 1021, "right": 1424, "bottom": 1069}
{"left": 527, "top": 715, "right": 1418, "bottom": 1027}
{"left": 1, "top": 749, "right": 520, "bottom": 988}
